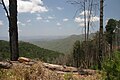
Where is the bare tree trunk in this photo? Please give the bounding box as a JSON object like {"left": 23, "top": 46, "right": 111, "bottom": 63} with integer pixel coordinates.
{"left": 1, "top": 0, "right": 19, "bottom": 61}
{"left": 98, "top": 0, "right": 104, "bottom": 70}
{"left": 118, "top": 29, "right": 120, "bottom": 50}
{"left": 110, "top": 38, "right": 113, "bottom": 57}
{"left": 87, "top": 0, "right": 93, "bottom": 40}
{"left": 9, "top": 0, "right": 19, "bottom": 61}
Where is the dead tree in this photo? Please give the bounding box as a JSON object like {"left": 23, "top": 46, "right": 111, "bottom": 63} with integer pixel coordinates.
{"left": 68, "top": 0, "right": 99, "bottom": 68}
{"left": 98, "top": 0, "right": 104, "bottom": 70}
{"left": 1, "top": 0, "right": 19, "bottom": 61}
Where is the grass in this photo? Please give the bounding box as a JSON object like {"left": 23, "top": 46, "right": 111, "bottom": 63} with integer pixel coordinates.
{"left": 0, "top": 61, "right": 63, "bottom": 80}
{"left": 0, "top": 61, "right": 102, "bottom": 80}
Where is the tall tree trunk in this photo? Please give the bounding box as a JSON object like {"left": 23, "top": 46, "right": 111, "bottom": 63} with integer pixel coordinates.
{"left": 110, "top": 36, "right": 113, "bottom": 57}
{"left": 98, "top": 0, "right": 103, "bottom": 70}
{"left": 9, "top": 0, "right": 19, "bottom": 61}
{"left": 87, "top": 0, "right": 93, "bottom": 40}
{"left": 117, "top": 22, "right": 119, "bottom": 49}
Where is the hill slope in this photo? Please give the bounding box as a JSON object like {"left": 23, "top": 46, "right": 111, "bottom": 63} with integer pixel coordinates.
{"left": 0, "top": 40, "right": 64, "bottom": 63}
{"left": 30, "top": 34, "right": 95, "bottom": 54}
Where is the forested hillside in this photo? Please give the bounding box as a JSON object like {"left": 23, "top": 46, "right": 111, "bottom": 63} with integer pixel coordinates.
{"left": 0, "top": 40, "right": 64, "bottom": 63}
{"left": 30, "top": 33, "right": 95, "bottom": 54}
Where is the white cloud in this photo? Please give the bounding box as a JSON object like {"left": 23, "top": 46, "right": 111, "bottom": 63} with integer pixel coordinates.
{"left": 75, "top": 10, "right": 99, "bottom": 27}
{"left": 27, "top": 19, "right": 31, "bottom": 23}
{"left": 56, "top": 7, "right": 63, "bottom": 10}
{"left": 3, "top": 0, "right": 48, "bottom": 13}
{"left": 0, "top": 20, "right": 3, "bottom": 26}
{"left": 74, "top": 17, "right": 84, "bottom": 27}
{"left": 78, "top": 10, "right": 99, "bottom": 22}
{"left": 63, "top": 18, "right": 69, "bottom": 22}
{"left": 74, "top": 17, "right": 84, "bottom": 23}
{"left": 56, "top": 22, "right": 61, "bottom": 26}
{"left": 74, "top": 16, "right": 99, "bottom": 27}
{"left": 91, "top": 16, "right": 99, "bottom": 22}
{"left": 48, "top": 16, "right": 54, "bottom": 19}
{"left": 75, "top": 16, "right": 99, "bottom": 23}
{"left": 36, "top": 16, "right": 42, "bottom": 20}
{"left": 45, "top": 20, "right": 50, "bottom": 22}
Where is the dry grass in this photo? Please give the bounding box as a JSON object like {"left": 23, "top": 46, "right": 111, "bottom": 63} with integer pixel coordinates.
{"left": 0, "top": 61, "right": 63, "bottom": 80}
{"left": 0, "top": 61, "right": 102, "bottom": 80}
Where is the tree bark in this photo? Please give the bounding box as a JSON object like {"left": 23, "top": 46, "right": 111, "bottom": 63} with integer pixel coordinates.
{"left": 98, "top": 0, "right": 104, "bottom": 70}
{"left": 9, "top": 0, "right": 19, "bottom": 61}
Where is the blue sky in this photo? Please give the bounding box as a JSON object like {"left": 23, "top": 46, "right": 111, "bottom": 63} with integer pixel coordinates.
{"left": 0, "top": 0, "right": 120, "bottom": 37}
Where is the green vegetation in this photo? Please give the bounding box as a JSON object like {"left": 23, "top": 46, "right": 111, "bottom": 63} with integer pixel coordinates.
{"left": 102, "top": 51, "right": 120, "bottom": 80}
{"left": 0, "top": 40, "right": 10, "bottom": 60}
{"left": 0, "top": 40, "right": 64, "bottom": 63}
{"left": 73, "top": 40, "right": 84, "bottom": 68}
{"left": 105, "top": 19, "right": 117, "bottom": 54}
{"left": 30, "top": 33, "right": 95, "bottom": 54}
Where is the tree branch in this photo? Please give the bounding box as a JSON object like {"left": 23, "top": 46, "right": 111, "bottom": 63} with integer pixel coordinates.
{"left": 1, "top": 0, "right": 10, "bottom": 20}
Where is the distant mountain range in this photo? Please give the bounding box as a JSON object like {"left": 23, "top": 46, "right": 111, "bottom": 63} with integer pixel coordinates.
{"left": 30, "top": 33, "right": 95, "bottom": 54}
{"left": 0, "top": 36, "right": 67, "bottom": 41}
{"left": 20, "top": 36, "right": 67, "bottom": 42}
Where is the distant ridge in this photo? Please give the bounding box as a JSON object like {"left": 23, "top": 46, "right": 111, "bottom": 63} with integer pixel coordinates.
{"left": 30, "top": 33, "right": 95, "bottom": 54}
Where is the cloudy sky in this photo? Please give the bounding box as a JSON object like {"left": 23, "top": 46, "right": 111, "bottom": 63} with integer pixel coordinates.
{"left": 0, "top": 0, "right": 120, "bottom": 37}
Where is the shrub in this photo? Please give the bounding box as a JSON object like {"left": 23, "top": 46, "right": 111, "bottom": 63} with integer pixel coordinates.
{"left": 102, "top": 51, "right": 120, "bottom": 80}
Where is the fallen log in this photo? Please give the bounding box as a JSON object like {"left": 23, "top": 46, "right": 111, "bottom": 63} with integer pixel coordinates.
{"left": 43, "top": 63, "right": 78, "bottom": 72}
{"left": 78, "top": 69, "right": 97, "bottom": 75}
{"left": 56, "top": 71, "right": 79, "bottom": 75}
{"left": 64, "top": 67, "right": 78, "bottom": 72}
{"left": 18, "top": 57, "right": 37, "bottom": 66}
{"left": 18, "top": 57, "right": 30, "bottom": 63}
{"left": 0, "top": 61, "right": 12, "bottom": 69}
{"left": 24, "top": 61, "right": 37, "bottom": 66}
{"left": 43, "top": 63, "right": 97, "bottom": 75}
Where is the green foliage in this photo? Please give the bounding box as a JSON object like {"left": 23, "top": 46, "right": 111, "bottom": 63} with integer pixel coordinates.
{"left": 90, "top": 65, "right": 98, "bottom": 70}
{"left": 102, "top": 51, "right": 120, "bottom": 80}
{"left": 105, "top": 19, "right": 116, "bottom": 44}
{"left": 116, "top": 20, "right": 120, "bottom": 28}
{"left": 0, "top": 40, "right": 10, "bottom": 60}
{"left": 106, "top": 19, "right": 116, "bottom": 33}
{"left": 73, "top": 40, "right": 84, "bottom": 68}
{"left": 0, "top": 40, "right": 64, "bottom": 63}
